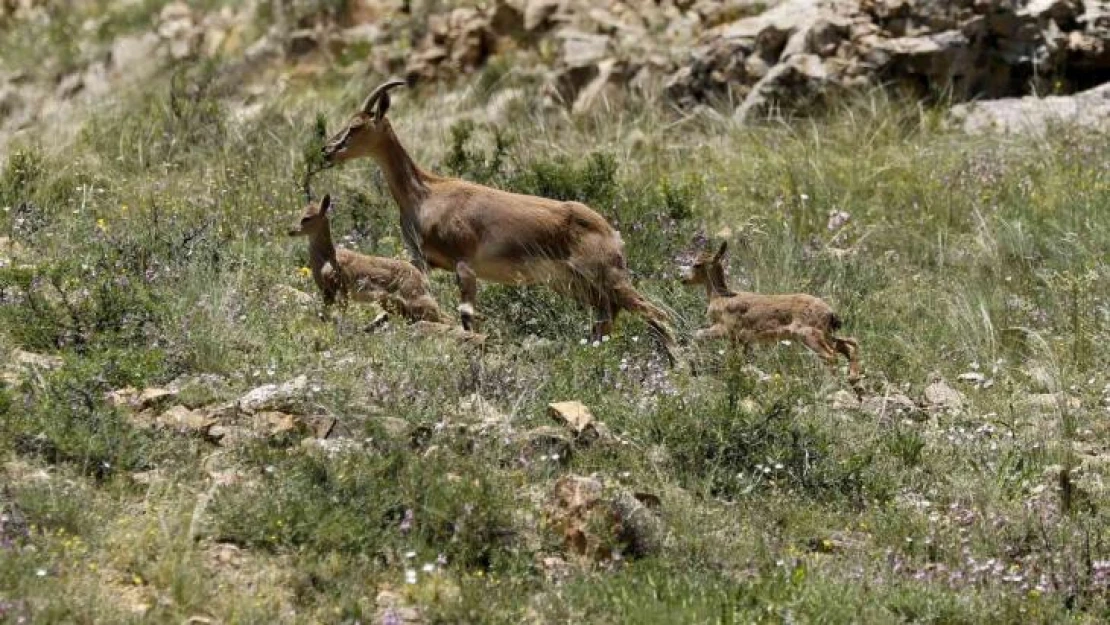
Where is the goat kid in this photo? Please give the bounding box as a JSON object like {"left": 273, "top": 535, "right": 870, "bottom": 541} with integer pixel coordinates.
{"left": 680, "top": 242, "right": 861, "bottom": 381}
{"left": 319, "top": 80, "right": 676, "bottom": 362}
{"left": 288, "top": 194, "right": 445, "bottom": 324}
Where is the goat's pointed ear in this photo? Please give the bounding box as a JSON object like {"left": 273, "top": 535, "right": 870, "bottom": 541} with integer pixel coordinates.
{"left": 376, "top": 92, "right": 391, "bottom": 120}
{"left": 320, "top": 193, "right": 332, "bottom": 214}
{"left": 714, "top": 241, "right": 728, "bottom": 261}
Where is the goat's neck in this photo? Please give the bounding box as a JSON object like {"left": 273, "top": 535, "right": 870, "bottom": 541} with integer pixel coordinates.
{"left": 307, "top": 225, "right": 338, "bottom": 271}
{"left": 371, "top": 123, "right": 434, "bottom": 270}
{"left": 372, "top": 124, "right": 431, "bottom": 215}
{"left": 705, "top": 266, "right": 736, "bottom": 300}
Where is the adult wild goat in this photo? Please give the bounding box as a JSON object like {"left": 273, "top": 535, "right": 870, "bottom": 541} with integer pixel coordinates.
{"left": 318, "top": 79, "right": 676, "bottom": 360}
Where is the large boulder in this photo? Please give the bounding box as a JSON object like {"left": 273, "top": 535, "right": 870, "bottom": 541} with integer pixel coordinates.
{"left": 949, "top": 82, "right": 1110, "bottom": 134}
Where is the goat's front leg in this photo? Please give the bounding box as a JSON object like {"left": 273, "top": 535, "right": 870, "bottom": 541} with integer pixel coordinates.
{"left": 455, "top": 260, "right": 478, "bottom": 331}
{"left": 590, "top": 303, "right": 614, "bottom": 343}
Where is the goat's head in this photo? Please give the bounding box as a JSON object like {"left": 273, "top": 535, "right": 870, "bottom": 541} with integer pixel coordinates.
{"left": 679, "top": 241, "right": 728, "bottom": 285}
{"left": 288, "top": 194, "right": 332, "bottom": 237}
{"left": 321, "top": 79, "right": 407, "bottom": 164}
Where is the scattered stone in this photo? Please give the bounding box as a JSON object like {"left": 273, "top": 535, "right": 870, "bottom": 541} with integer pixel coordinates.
{"left": 271, "top": 284, "right": 316, "bottom": 306}
{"left": 525, "top": 0, "right": 562, "bottom": 31}
{"left": 923, "top": 379, "right": 965, "bottom": 412}
{"left": 548, "top": 399, "right": 614, "bottom": 445}
{"left": 514, "top": 426, "right": 574, "bottom": 466}
{"left": 561, "top": 30, "right": 610, "bottom": 68}
{"left": 374, "top": 588, "right": 424, "bottom": 625}
{"left": 548, "top": 401, "right": 595, "bottom": 435}
{"left": 9, "top": 349, "right": 63, "bottom": 370}
{"left": 829, "top": 389, "right": 861, "bottom": 411}
{"left": 107, "top": 387, "right": 178, "bottom": 412}
{"left": 129, "top": 469, "right": 165, "bottom": 486}
{"left": 545, "top": 474, "right": 665, "bottom": 562}
{"left": 2, "top": 349, "right": 63, "bottom": 387}
{"left": 306, "top": 415, "right": 337, "bottom": 439}
{"left": 250, "top": 411, "right": 300, "bottom": 437}
{"left": 537, "top": 554, "right": 572, "bottom": 583}
{"left": 237, "top": 375, "right": 310, "bottom": 414}
{"left": 546, "top": 474, "right": 605, "bottom": 557}
{"left": 610, "top": 489, "right": 665, "bottom": 557}
{"left": 157, "top": 405, "right": 217, "bottom": 435}
{"left": 859, "top": 391, "right": 919, "bottom": 419}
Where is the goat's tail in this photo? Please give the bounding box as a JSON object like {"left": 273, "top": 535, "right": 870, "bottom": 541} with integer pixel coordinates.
{"left": 614, "top": 281, "right": 678, "bottom": 364}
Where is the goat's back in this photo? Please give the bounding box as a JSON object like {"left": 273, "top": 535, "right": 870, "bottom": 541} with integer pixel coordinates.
{"left": 420, "top": 178, "right": 623, "bottom": 284}
{"left": 337, "top": 248, "right": 432, "bottom": 297}
{"left": 713, "top": 292, "right": 837, "bottom": 331}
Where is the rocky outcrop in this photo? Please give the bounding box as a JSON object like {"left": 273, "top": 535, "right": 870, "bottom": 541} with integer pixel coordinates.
{"left": 2, "top": 0, "right": 1108, "bottom": 146}
{"left": 386, "top": 0, "right": 1110, "bottom": 117}
{"left": 669, "top": 0, "right": 1110, "bottom": 118}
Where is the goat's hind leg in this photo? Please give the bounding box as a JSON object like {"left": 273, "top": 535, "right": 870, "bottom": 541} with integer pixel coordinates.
{"left": 798, "top": 328, "right": 840, "bottom": 373}
{"left": 455, "top": 260, "right": 478, "bottom": 332}
{"left": 834, "top": 336, "right": 862, "bottom": 382}
{"left": 589, "top": 296, "right": 617, "bottom": 343}
{"left": 694, "top": 324, "right": 730, "bottom": 341}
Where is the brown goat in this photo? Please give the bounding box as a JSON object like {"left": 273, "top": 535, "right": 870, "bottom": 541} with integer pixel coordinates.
{"left": 319, "top": 79, "right": 676, "bottom": 361}
{"left": 680, "top": 241, "right": 861, "bottom": 381}
{"left": 288, "top": 194, "right": 445, "bottom": 323}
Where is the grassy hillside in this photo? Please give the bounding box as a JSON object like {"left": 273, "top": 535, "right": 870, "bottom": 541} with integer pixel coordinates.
{"left": 1, "top": 65, "right": 1109, "bottom": 623}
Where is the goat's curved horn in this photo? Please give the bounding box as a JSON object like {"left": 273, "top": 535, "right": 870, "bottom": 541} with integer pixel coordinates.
{"left": 360, "top": 79, "right": 407, "bottom": 114}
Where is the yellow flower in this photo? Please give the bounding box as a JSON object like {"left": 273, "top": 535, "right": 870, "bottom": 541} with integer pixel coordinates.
{"left": 298, "top": 267, "right": 311, "bottom": 278}
{"left": 96, "top": 218, "right": 108, "bottom": 233}
{"left": 120, "top": 204, "right": 128, "bottom": 212}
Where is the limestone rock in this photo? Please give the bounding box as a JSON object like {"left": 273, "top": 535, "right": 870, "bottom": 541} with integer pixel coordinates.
{"left": 860, "top": 391, "right": 919, "bottom": 418}
{"left": 548, "top": 400, "right": 595, "bottom": 435}
{"left": 237, "top": 375, "right": 310, "bottom": 414}
{"left": 923, "top": 379, "right": 965, "bottom": 412}
{"left": 514, "top": 426, "right": 574, "bottom": 465}
{"left": 2, "top": 349, "right": 63, "bottom": 386}
{"left": 545, "top": 475, "right": 665, "bottom": 561}
{"left": 548, "top": 399, "right": 613, "bottom": 445}
{"left": 156, "top": 405, "right": 217, "bottom": 435}
{"left": 949, "top": 83, "right": 1110, "bottom": 135}
{"left": 525, "top": 0, "right": 562, "bottom": 31}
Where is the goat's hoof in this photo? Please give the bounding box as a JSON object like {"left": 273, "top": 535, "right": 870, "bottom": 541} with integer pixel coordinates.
{"left": 364, "top": 312, "right": 390, "bottom": 333}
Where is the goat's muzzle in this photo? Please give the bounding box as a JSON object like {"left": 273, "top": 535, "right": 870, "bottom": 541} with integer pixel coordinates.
{"left": 320, "top": 144, "right": 341, "bottom": 163}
